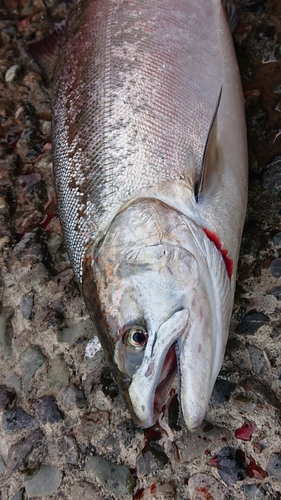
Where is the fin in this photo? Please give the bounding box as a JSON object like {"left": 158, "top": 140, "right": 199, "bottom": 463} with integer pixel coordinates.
{"left": 195, "top": 87, "right": 222, "bottom": 202}
{"left": 222, "top": 0, "right": 241, "bottom": 33}
{"left": 27, "top": 21, "right": 65, "bottom": 80}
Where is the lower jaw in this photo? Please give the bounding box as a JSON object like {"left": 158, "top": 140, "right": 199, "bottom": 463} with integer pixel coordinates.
{"left": 153, "top": 343, "right": 178, "bottom": 422}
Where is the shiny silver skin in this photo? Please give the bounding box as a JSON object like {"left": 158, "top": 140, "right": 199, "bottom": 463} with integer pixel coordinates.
{"left": 52, "top": 0, "right": 248, "bottom": 430}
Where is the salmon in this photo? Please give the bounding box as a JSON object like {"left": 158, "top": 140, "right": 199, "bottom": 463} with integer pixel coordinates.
{"left": 37, "top": 0, "right": 248, "bottom": 430}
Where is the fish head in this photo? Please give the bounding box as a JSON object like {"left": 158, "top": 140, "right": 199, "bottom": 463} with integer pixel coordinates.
{"left": 82, "top": 200, "right": 230, "bottom": 430}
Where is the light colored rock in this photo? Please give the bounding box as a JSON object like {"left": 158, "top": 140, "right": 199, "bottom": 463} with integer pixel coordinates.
{"left": 24, "top": 465, "right": 62, "bottom": 497}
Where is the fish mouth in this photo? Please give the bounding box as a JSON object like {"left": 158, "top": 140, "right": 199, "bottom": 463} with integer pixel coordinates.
{"left": 153, "top": 343, "right": 178, "bottom": 422}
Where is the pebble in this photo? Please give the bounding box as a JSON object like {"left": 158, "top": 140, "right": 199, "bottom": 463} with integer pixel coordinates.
{"left": 85, "top": 455, "right": 135, "bottom": 497}
{"left": 188, "top": 473, "right": 227, "bottom": 500}
{"left": 262, "top": 157, "right": 281, "bottom": 191}
{"left": 57, "top": 383, "right": 87, "bottom": 410}
{"left": 76, "top": 411, "right": 110, "bottom": 439}
{"left": 270, "top": 258, "right": 281, "bottom": 277}
{"left": 236, "top": 311, "right": 269, "bottom": 334}
{"left": 51, "top": 435, "right": 78, "bottom": 465}
{"left": 24, "top": 465, "right": 62, "bottom": 497}
{"left": 5, "top": 64, "right": 19, "bottom": 82}
{"left": 3, "top": 372, "right": 21, "bottom": 391}
{"left": 266, "top": 452, "right": 281, "bottom": 479}
{"left": 248, "top": 346, "right": 269, "bottom": 375}
{"left": 48, "top": 354, "right": 70, "bottom": 392}
{"left": 6, "top": 429, "right": 43, "bottom": 470}
{"left": 35, "top": 395, "right": 63, "bottom": 424}
{"left": 70, "top": 481, "right": 103, "bottom": 500}
{"left": 57, "top": 318, "right": 93, "bottom": 344}
{"left": 2, "top": 407, "right": 38, "bottom": 433}
{"left": 9, "top": 489, "right": 24, "bottom": 500}
{"left": 210, "top": 377, "right": 236, "bottom": 408}
{"left": 18, "top": 346, "right": 45, "bottom": 395}
{"left": 212, "top": 447, "right": 247, "bottom": 485}
{"left": 0, "top": 454, "right": 6, "bottom": 474}
{"left": 0, "top": 384, "right": 16, "bottom": 410}
{"left": 20, "top": 294, "right": 34, "bottom": 320}
{"left": 242, "top": 483, "right": 270, "bottom": 499}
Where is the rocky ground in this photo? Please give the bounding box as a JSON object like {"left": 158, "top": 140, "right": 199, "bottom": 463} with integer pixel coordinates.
{"left": 0, "top": 0, "right": 281, "bottom": 498}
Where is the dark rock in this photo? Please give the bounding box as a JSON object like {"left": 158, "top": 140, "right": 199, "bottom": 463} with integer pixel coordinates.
{"left": 57, "top": 383, "right": 87, "bottom": 410}
{"left": 210, "top": 378, "right": 236, "bottom": 408}
{"left": 2, "top": 407, "right": 38, "bottom": 432}
{"left": 262, "top": 157, "right": 281, "bottom": 192}
{"left": 20, "top": 294, "right": 34, "bottom": 320}
{"left": 243, "top": 1, "right": 265, "bottom": 12}
{"left": 213, "top": 447, "right": 247, "bottom": 485}
{"left": 100, "top": 367, "right": 119, "bottom": 400}
{"left": 236, "top": 311, "right": 269, "bottom": 335}
{"left": 35, "top": 395, "right": 63, "bottom": 424}
{"left": 270, "top": 258, "right": 281, "bottom": 278}
{"left": 0, "top": 384, "right": 16, "bottom": 410}
{"left": 266, "top": 453, "right": 281, "bottom": 480}
{"left": 6, "top": 429, "right": 43, "bottom": 470}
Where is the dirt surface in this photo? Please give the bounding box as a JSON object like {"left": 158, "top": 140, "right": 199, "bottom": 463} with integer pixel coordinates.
{"left": 0, "top": 0, "right": 281, "bottom": 499}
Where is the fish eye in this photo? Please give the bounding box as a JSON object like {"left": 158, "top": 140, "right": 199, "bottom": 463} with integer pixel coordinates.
{"left": 126, "top": 326, "right": 148, "bottom": 349}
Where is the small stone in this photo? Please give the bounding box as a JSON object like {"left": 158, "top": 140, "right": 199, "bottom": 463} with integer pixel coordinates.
{"left": 48, "top": 436, "right": 78, "bottom": 465}
{"left": 212, "top": 447, "right": 247, "bottom": 485}
{"left": 85, "top": 455, "right": 135, "bottom": 497}
{"left": 57, "top": 383, "right": 87, "bottom": 410}
{"left": 266, "top": 452, "right": 281, "bottom": 479}
{"left": 5, "top": 64, "right": 19, "bottom": 82}
{"left": 0, "top": 454, "right": 6, "bottom": 474}
{"left": 19, "top": 346, "right": 45, "bottom": 395}
{"left": 76, "top": 411, "right": 110, "bottom": 439}
{"left": 3, "top": 372, "right": 21, "bottom": 391}
{"left": 48, "top": 354, "right": 70, "bottom": 392}
{"left": 2, "top": 407, "right": 38, "bottom": 433}
{"left": 236, "top": 311, "right": 269, "bottom": 335}
{"left": 270, "top": 258, "right": 281, "bottom": 277}
{"left": 188, "top": 473, "right": 227, "bottom": 500}
{"left": 210, "top": 378, "right": 236, "bottom": 408}
{"left": 20, "top": 294, "right": 34, "bottom": 320}
{"left": 262, "top": 157, "right": 281, "bottom": 191}
{"left": 6, "top": 429, "right": 43, "bottom": 470}
{"left": 0, "top": 384, "right": 16, "bottom": 410}
{"left": 242, "top": 483, "right": 270, "bottom": 499}
{"left": 35, "top": 395, "right": 63, "bottom": 424}
{"left": 248, "top": 346, "right": 269, "bottom": 376}
{"left": 70, "top": 481, "right": 103, "bottom": 500}
{"left": 85, "top": 336, "right": 102, "bottom": 358}
{"left": 57, "top": 318, "right": 93, "bottom": 344}
{"left": 24, "top": 465, "right": 62, "bottom": 497}
{"left": 9, "top": 489, "right": 24, "bottom": 500}
{"left": 19, "top": 172, "right": 41, "bottom": 192}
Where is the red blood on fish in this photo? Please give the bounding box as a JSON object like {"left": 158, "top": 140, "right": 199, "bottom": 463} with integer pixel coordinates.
{"left": 203, "top": 228, "right": 233, "bottom": 279}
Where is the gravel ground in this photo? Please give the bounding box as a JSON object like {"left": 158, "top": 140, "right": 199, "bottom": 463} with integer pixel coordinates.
{"left": 0, "top": 0, "right": 281, "bottom": 499}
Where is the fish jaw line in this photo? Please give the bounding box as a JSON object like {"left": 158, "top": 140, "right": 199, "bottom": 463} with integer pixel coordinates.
{"left": 128, "top": 308, "right": 189, "bottom": 428}
{"left": 177, "top": 227, "right": 232, "bottom": 431}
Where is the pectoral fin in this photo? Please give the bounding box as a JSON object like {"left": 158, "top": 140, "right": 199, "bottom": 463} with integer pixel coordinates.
{"left": 195, "top": 87, "right": 222, "bottom": 202}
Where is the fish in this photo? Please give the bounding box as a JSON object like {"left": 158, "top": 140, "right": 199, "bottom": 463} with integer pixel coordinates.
{"left": 30, "top": 0, "right": 248, "bottom": 430}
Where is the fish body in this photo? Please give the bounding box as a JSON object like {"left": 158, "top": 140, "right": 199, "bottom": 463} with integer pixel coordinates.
{"left": 52, "top": 0, "right": 248, "bottom": 430}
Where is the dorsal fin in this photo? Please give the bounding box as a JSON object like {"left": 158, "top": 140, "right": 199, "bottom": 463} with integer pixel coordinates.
{"left": 195, "top": 87, "right": 222, "bottom": 202}
{"left": 222, "top": 0, "right": 241, "bottom": 33}
{"left": 27, "top": 21, "right": 65, "bottom": 80}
